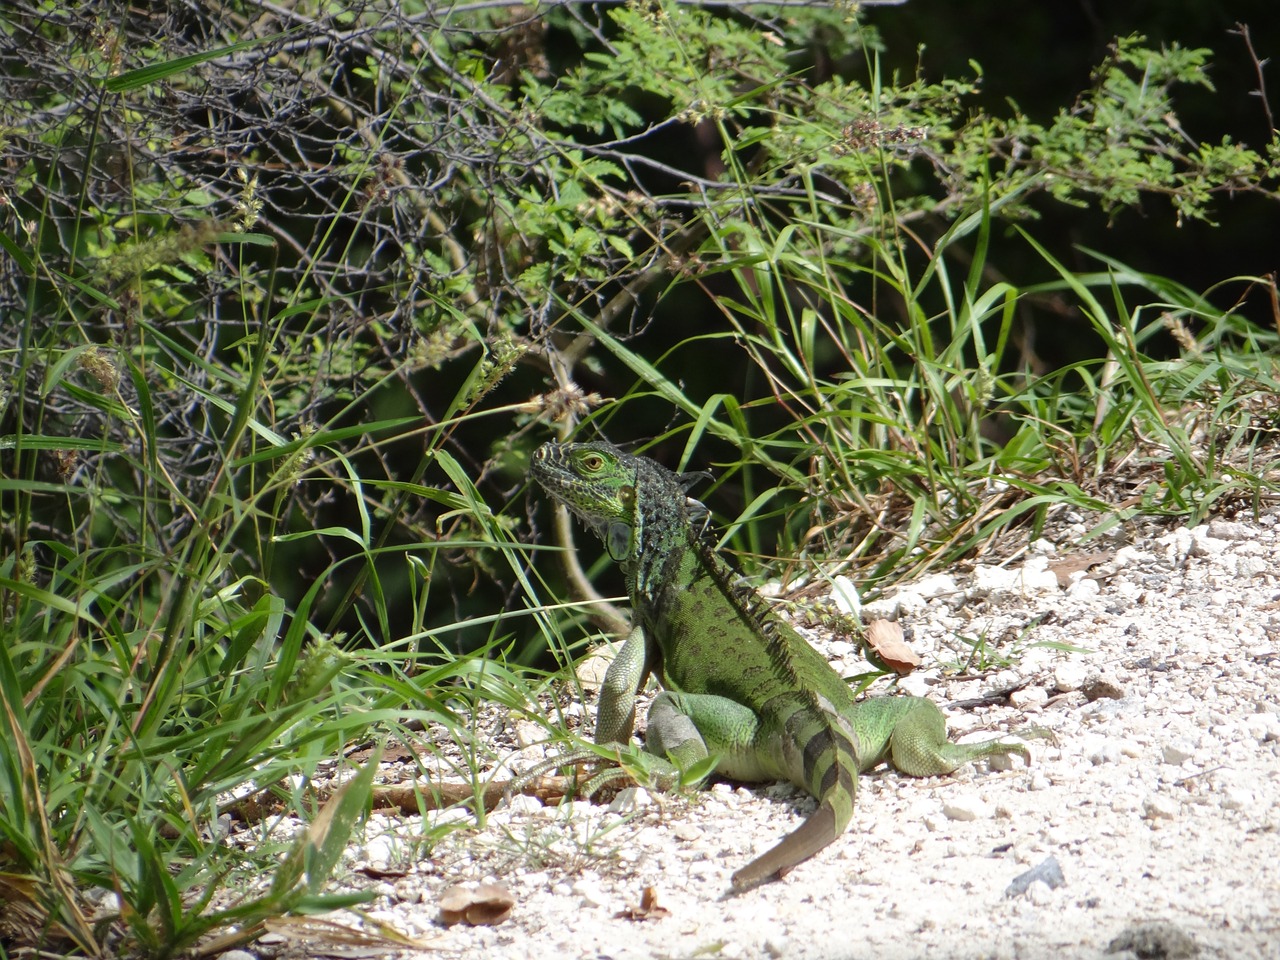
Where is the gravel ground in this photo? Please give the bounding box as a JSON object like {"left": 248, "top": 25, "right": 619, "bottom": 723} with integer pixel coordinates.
{"left": 247, "top": 509, "right": 1280, "bottom": 960}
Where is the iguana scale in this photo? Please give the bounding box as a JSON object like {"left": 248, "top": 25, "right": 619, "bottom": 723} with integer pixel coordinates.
{"left": 531, "top": 440, "right": 1033, "bottom": 890}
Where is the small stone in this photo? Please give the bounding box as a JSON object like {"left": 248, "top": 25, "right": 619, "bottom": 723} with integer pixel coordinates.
{"left": 1142, "top": 794, "right": 1179, "bottom": 820}
{"left": 672, "top": 822, "right": 703, "bottom": 842}
{"left": 572, "top": 878, "right": 610, "bottom": 909}
{"left": 969, "top": 559, "right": 1058, "bottom": 598}
{"left": 1066, "top": 577, "right": 1101, "bottom": 599}
{"left": 608, "top": 787, "right": 653, "bottom": 813}
{"left": 1005, "top": 855, "right": 1066, "bottom": 898}
{"left": 1244, "top": 713, "right": 1280, "bottom": 742}
{"left": 575, "top": 645, "right": 618, "bottom": 688}
{"left": 1113, "top": 545, "right": 1150, "bottom": 567}
{"left": 1088, "top": 742, "right": 1126, "bottom": 765}
{"left": 1110, "top": 793, "right": 1140, "bottom": 813}
{"left": 969, "top": 565, "right": 1017, "bottom": 598}
{"left": 1189, "top": 534, "right": 1229, "bottom": 557}
{"left": 1207, "top": 520, "right": 1252, "bottom": 540}
{"left": 1010, "top": 686, "right": 1048, "bottom": 709}
{"left": 504, "top": 794, "right": 545, "bottom": 816}
{"left": 513, "top": 720, "right": 547, "bottom": 748}
{"left": 363, "top": 833, "right": 400, "bottom": 869}
{"left": 827, "top": 639, "right": 854, "bottom": 659}
{"left": 1106, "top": 921, "right": 1199, "bottom": 958}
{"left": 1219, "top": 787, "right": 1252, "bottom": 811}
{"left": 1231, "top": 556, "right": 1269, "bottom": 578}
{"left": 1053, "top": 662, "right": 1088, "bottom": 692}
{"left": 1161, "top": 740, "right": 1195, "bottom": 765}
{"left": 1082, "top": 674, "right": 1125, "bottom": 701}
{"left": 942, "top": 795, "right": 992, "bottom": 821}
{"left": 914, "top": 573, "right": 960, "bottom": 599}
{"left": 830, "top": 575, "right": 861, "bottom": 617}
{"left": 988, "top": 751, "right": 1022, "bottom": 772}
{"left": 1027, "top": 879, "right": 1055, "bottom": 904}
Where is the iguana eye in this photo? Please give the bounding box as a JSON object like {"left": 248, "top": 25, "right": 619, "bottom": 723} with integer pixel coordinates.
{"left": 581, "top": 453, "right": 604, "bottom": 471}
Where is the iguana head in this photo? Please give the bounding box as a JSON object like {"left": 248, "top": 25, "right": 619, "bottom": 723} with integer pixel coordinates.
{"left": 532, "top": 441, "right": 710, "bottom": 564}
{"left": 530, "top": 442, "right": 640, "bottom": 560}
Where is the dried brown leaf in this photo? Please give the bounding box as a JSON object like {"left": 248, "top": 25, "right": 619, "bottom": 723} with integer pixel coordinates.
{"left": 616, "top": 885, "right": 670, "bottom": 921}
{"left": 864, "top": 619, "right": 921, "bottom": 675}
{"left": 1047, "top": 551, "right": 1114, "bottom": 587}
{"left": 438, "top": 882, "right": 515, "bottom": 926}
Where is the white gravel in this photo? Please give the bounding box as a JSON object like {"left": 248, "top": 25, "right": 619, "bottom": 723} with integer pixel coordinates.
{"left": 257, "top": 510, "right": 1280, "bottom": 959}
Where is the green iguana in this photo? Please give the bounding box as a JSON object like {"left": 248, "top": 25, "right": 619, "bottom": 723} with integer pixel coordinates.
{"left": 531, "top": 440, "right": 1034, "bottom": 890}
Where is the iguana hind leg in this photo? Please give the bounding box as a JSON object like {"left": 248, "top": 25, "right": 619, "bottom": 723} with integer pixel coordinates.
{"left": 646, "top": 691, "right": 765, "bottom": 782}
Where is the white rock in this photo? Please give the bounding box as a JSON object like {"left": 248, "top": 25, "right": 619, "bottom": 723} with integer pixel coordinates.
{"left": 572, "top": 878, "right": 610, "bottom": 909}
{"left": 575, "top": 645, "right": 618, "bottom": 688}
{"left": 504, "top": 794, "right": 546, "bottom": 816}
{"left": 942, "top": 795, "right": 992, "bottom": 821}
{"left": 1161, "top": 740, "right": 1196, "bottom": 765}
{"left": 1242, "top": 712, "right": 1280, "bottom": 742}
{"left": 897, "top": 672, "right": 933, "bottom": 698}
{"left": 1207, "top": 520, "right": 1253, "bottom": 540}
{"left": 1219, "top": 787, "right": 1253, "bottom": 811}
{"left": 607, "top": 787, "right": 654, "bottom": 813}
{"left": 1231, "top": 556, "right": 1269, "bottom": 578}
{"left": 1112, "top": 544, "right": 1150, "bottom": 567}
{"left": 363, "top": 833, "right": 403, "bottom": 868}
{"left": 1190, "top": 534, "right": 1229, "bottom": 557}
{"left": 1143, "top": 794, "right": 1180, "bottom": 820}
{"left": 514, "top": 720, "right": 548, "bottom": 748}
{"left": 1159, "top": 526, "right": 1194, "bottom": 558}
{"left": 969, "top": 564, "right": 1018, "bottom": 598}
{"left": 968, "top": 557, "right": 1058, "bottom": 599}
{"left": 1086, "top": 740, "right": 1120, "bottom": 765}
{"left": 1053, "top": 662, "right": 1088, "bottom": 692}
{"left": 1066, "top": 577, "right": 1101, "bottom": 599}
{"left": 830, "top": 575, "right": 862, "bottom": 617}
{"left": 1027, "top": 878, "right": 1056, "bottom": 905}
{"left": 1110, "top": 792, "right": 1141, "bottom": 813}
{"left": 988, "top": 751, "right": 1021, "bottom": 772}
{"left": 1010, "top": 686, "right": 1049, "bottom": 709}
{"left": 914, "top": 572, "right": 960, "bottom": 599}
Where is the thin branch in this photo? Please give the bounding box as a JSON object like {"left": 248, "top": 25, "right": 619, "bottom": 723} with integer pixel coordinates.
{"left": 1231, "top": 21, "right": 1274, "bottom": 133}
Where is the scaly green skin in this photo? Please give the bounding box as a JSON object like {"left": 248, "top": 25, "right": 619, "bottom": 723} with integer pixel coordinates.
{"left": 532, "top": 441, "right": 1031, "bottom": 890}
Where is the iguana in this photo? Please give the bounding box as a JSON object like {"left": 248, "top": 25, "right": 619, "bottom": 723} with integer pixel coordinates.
{"left": 531, "top": 440, "right": 1034, "bottom": 890}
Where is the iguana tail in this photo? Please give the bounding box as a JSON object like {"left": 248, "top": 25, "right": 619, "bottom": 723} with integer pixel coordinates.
{"left": 730, "top": 799, "right": 843, "bottom": 890}
{"left": 730, "top": 719, "right": 859, "bottom": 891}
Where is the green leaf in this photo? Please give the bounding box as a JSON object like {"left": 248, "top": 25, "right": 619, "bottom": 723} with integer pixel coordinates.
{"left": 105, "top": 33, "right": 292, "bottom": 91}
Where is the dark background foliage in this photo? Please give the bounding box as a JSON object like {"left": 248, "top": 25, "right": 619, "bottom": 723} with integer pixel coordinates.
{"left": 2, "top": 0, "right": 1277, "bottom": 656}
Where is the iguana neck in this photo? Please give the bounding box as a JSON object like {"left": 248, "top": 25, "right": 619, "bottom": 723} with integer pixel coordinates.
{"left": 625, "top": 456, "right": 701, "bottom": 611}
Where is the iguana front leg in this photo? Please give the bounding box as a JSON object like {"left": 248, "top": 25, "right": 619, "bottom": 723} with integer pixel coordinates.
{"left": 597, "top": 627, "right": 763, "bottom": 786}
{"left": 594, "top": 624, "right": 649, "bottom": 746}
